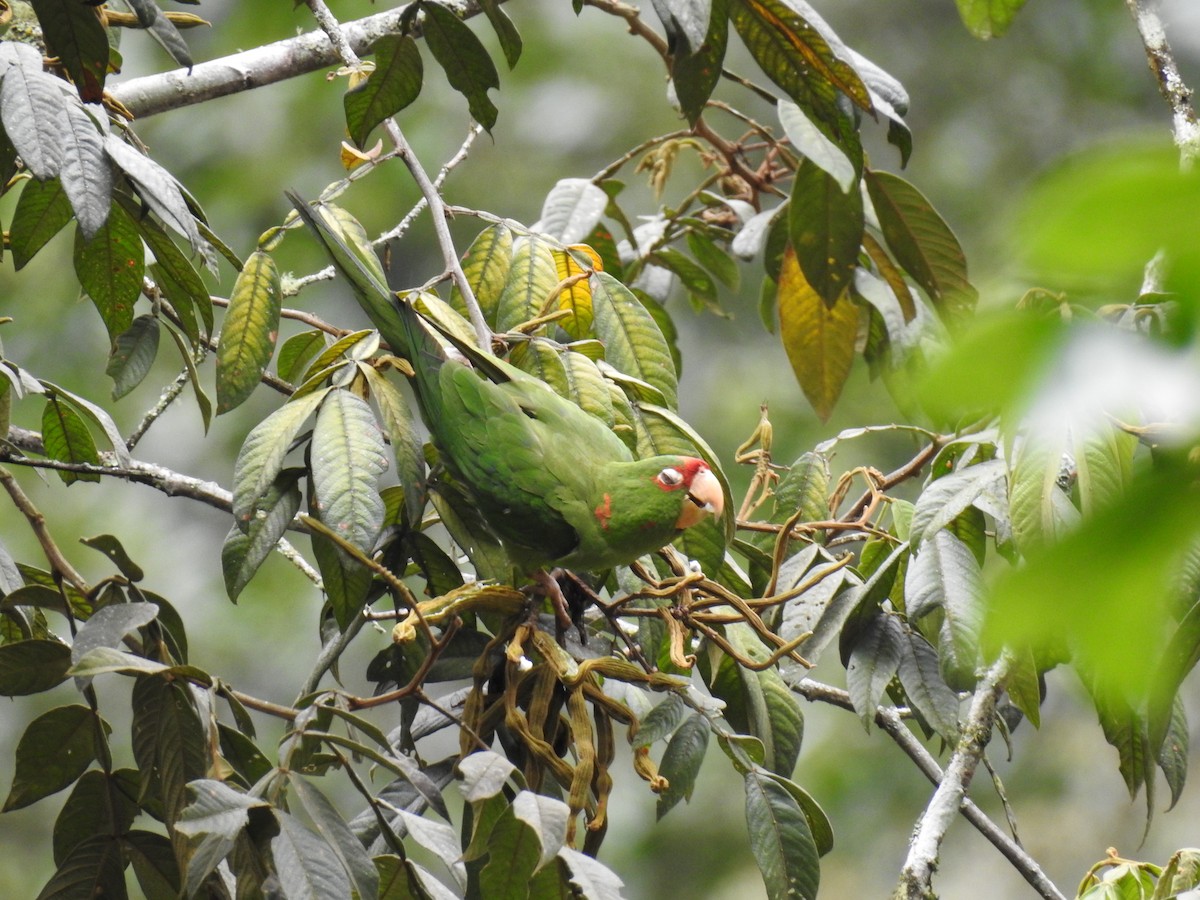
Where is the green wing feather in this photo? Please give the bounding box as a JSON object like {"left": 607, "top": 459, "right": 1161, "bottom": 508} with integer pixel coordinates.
{"left": 289, "top": 195, "right": 709, "bottom": 572}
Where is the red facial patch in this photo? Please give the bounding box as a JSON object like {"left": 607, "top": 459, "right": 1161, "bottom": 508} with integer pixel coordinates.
{"left": 653, "top": 458, "right": 707, "bottom": 492}
{"left": 594, "top": 493, "right": 613, "bottom": 529}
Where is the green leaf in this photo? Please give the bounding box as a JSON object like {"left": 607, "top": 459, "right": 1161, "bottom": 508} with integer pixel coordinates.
{"left": 954, "top": 0, "right": 1030, "bottom": 38}
{"left": 910, "top": 459, "right": 1005, "bottom": 551}
{"left": 1156, "top": 696, "right": 1188, "bottom": 810}
{"left": 896, "top": 627, "right": 960, "bottom": 739}
{"left": 216, "top": 249, "right": 282, "bottom": 414}
{"left": 53, "top": 769, "right": 140, "bottom": 866}
{"left": 865, "top": 169, "right": 976, "bottom": 322}
{"left": 744, "top": 767, "right": 820, "bottom": 900}
{"left": 73, "top": 202, "right": 144, "bottom": 341}
{"left": 845, "top": 612, "right": 902, "bottom": 728}
{"left": 789, "top": 158, "right": 863, "bottom": 306}
{"left": 672, "top": 0, "right": 729, "bottom": 124}
{"left": 311, "top": 389, "right": 388, "bottom": 556}
{"left": 130, "top": 202, "right": 212, "bottom": 343}
{"left": 345, "top": 34, "right": 424, "bottom": 148}
{"left": 10, "top": 176, "right": 74, "bottom": 269}
{"left": 35, "top": 835, "right": 127, "bottom": 900}
{"left": 364, "top": 366, "right": 427, "bottom": 525}
{"left": 591, "top": 272, "right": 679, "bottom": 408}
{"left": 686, "top": 227, "right": 740, "bottom": 290}
{"left": 478, "top": 0, "right": 522, "bottom": 68}
{"left": 42, "top": 394, "right": 101, "bottom": 484}
{"left": 777, "top": 246, "right": 857, "bottom": 422}
{"left": 558, "top": 847, "right": 626, "bottom": 900}
{"left": 221, "top": 469, "right": 303, "bottom": 601}
{"left": 495, "top": 234, "right": 558, "bottom": 331}
{"left": 656, "top": 712, "right": 709, "bottom": 819}
{"left": 31, "top": 0, "right": 110, "bottom": 101}
{"left": 454, "top": 224, "right": 513, "bottom": 325}
{"left": 70, "top": 601, "right": 159, "bottom": 679}
{"left": 730, "top": 0, "right": 869, "bottom": 131}
{"left": 106, "top": 315, "right": 161, "bottom": 400}
{"left": 104, "top": 135, "right": 201, "bottom": 251}
{"left": 0, "top": 639, "right": 71, "bottom": 696}
{"left": 288, "top": 774, "right": 380, "bottom": 900}
{"left": 653, "top": 246, "right": 719, "bottom": 311}
{"left": 278, "top": 330, "right": 327, "bottom": 384}
{"left": 130, "top": 675, "right": 207, "bottom": 824}
{"left": 905, "top": 530, "right": 984, "bottom": 688}
{"left": 309, "top": 513, "right": 374, "bottom": 633}
{"left": 479, "top": 802, "right": 546, "bottom": 896}
{"left": 420, "top": 0, "right": 500, "bottom": 131}
{"left": 176, "top": 780, "right": 268, "bottom": 898}
{"left": 231, "top": 387, "right": 330, "bottom": 523}
{"left": 123, "top": 830, "right": 181, "bottom": 900}
{"left": 4, "top": 705, "right": 106, "bottom": 810}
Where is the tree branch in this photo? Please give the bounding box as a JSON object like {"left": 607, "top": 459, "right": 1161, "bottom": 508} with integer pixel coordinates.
{"left": 790, "top": 675, "right": 1065, "bottom": 900}
{"left": 1124, "top": 0, "right": 1200, "bottom": 165}
{"left": 109, "top": 0, "right": 487, "bottom": 119}
{"left": 895, "top": 657, "right": 1012, "bottom": 898}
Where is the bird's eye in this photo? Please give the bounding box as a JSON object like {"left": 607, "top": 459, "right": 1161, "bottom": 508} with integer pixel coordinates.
{"left": 657, "top": 466, "right": 683, "bottom": 487}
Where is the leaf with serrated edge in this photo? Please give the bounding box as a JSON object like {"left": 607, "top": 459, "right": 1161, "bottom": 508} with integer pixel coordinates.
{"left": 217, "top": 250, "right": 282, "bottom": 414}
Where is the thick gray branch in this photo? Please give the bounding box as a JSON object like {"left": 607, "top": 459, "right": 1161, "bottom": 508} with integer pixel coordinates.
{"left": 895, "top": 657, "right": 1011, "bottom": 898}
{"left": 109, "top": 0, "right": 482, "bottom": 119}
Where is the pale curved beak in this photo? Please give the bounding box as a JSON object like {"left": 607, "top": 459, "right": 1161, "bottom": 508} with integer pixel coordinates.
{"left": 675, "top": 466, "right": 724, "bottom": 529}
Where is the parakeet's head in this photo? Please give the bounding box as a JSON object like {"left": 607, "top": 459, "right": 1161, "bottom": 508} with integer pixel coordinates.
{"left": 649, "top": 457, "right": 724, "bottom": 529}
{"left": 563, "top": 454, "right": 724, "bottom": 571}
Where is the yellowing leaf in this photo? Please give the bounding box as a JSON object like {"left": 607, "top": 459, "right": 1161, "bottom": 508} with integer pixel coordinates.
{"left": 216, "top": 251, "right": 282, "bottom": 414}
{"left": 778, "top": 246, "right": 858, "bottom": 421}
{"left": 552, "top": 247, "right": 594, "bottom": 337}
{"left": 454, "top": 224, "right": 513, "bottom": 326}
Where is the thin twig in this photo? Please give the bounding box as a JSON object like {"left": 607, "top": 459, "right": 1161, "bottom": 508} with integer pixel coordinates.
{"left": 0, "top": 468, "right": 91, "bottom": 597}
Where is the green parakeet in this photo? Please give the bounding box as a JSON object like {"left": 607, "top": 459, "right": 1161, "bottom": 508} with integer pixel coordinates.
{"left": 288, "top": 195, "right": 724, "bottom": 604}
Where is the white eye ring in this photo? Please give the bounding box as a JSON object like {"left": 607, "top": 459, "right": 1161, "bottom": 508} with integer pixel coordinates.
{"left": 658, "top": 466, "right": 683, "bottom": 486}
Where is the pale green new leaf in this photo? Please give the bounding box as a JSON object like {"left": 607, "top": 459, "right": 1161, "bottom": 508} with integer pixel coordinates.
{"left": 216, "top": 250, "right": 282, "bottom": 414}
{"left": 42, "top": 395, "right": 100, "bottom": 484}
{"left": 453, "top": 224, "right": 513, "bottom": 325}
{"left": 310, "top": 390, "right": 388, "bottom": 554}
{"left": 495, "top": 234, "right": 558, "bottom": 330}
{"left": 231, "top": 388, "right": 330, "bottom": 523}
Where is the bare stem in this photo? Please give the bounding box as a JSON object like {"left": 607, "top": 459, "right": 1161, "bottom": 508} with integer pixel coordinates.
{"left": 0, "top": 468, "right": 91, "bottom": 597}
{"left": 1124, "top": 0, "right": 1200, "bottom": 165}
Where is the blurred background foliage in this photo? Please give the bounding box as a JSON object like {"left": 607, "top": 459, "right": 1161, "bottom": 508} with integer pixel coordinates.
{"left": 2, "top": 0, "right": 1199, "bottom": 896}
